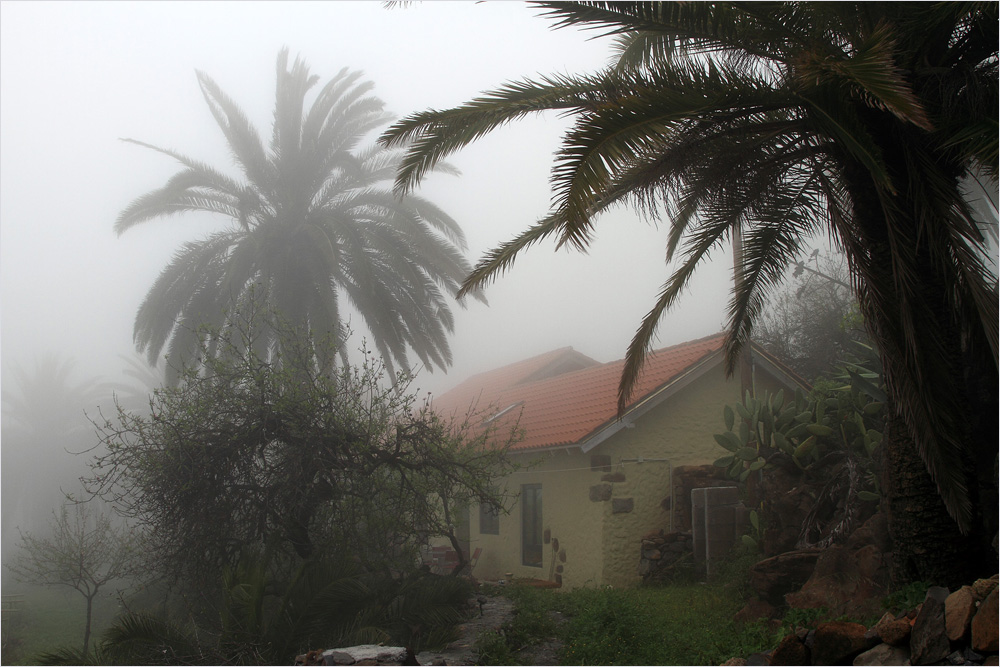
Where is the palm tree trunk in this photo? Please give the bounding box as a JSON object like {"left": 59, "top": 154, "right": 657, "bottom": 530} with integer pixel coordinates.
{"left": 841, "top": 151, "right": 999, "bottom": 587}
{"left": 882, "top": 410, "right": 978, "bottom": 588}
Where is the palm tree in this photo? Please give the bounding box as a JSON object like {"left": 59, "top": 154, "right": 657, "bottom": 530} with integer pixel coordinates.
{"left": 1, "top": 355, "right": 112, "bottom": 554}
{"left": 381, "top": 3, "right": 998, "bottom": 585}
{"left": 118, "top": 49, "right": 474, "bottom": 383}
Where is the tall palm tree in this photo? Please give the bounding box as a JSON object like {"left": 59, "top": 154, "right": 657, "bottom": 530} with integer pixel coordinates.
{"left": 382, "top": 3, "right": 998, "bottom": 584}
{"left": 118, "top": 49, "right": 474, "bottom": 383}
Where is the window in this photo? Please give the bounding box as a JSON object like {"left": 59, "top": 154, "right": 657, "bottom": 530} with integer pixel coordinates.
{"left": 521, "top": 484, "right": 542, "bottom": 567}
{"left": 479, "top": 501, "right": 500, "bottom": 535}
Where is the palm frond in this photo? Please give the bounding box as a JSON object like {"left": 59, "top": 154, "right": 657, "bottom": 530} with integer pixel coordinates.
{"left": 457, "top": 215, "right": 566, "bottom": 298}
{"left": 195, "top": 71, "right": 273, "bottom": 194}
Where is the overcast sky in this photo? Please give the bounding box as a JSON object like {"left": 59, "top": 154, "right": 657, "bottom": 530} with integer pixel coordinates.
{"left": 0, "top": 1, "right": 736, "bottom": 401}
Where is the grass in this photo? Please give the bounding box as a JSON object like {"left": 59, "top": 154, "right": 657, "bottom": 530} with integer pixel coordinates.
{"left": 475, "top": 543, "right": 913, "bottom": 666}
{"left": 1, "top": 583, "right": 123, "bottom": 665}
{"left": 475, "top": 585, "right": 564, "bottom": 665}
{"left": 558, "top": 584, "right": 773, "bottom": 665}
{"left": 474, "top": 567, "right": 774, "bottom": 665}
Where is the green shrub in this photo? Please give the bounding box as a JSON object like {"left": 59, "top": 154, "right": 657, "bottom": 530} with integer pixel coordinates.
{"left": 34, "top": 557, "right": 472, "bottom": 665}
{"left": 474, "top": 629, "right": 516, "bottom": 666}
{"left": 881, "top": 581, "right": 930, "bottom": 615}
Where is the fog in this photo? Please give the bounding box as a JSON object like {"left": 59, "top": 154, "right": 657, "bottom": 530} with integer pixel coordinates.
{"left": 1, "top": 2, "right": 733, "bottom": 545}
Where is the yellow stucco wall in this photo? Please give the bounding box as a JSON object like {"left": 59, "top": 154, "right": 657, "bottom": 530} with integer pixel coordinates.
{"left": 469, "top": 447, "right": 607, "bottom": 588}
{"left": 469, "top": 362, "right": 752, "bottom": 589}
{"left": 595, "top": 363, "right": 743, "bottom": 587}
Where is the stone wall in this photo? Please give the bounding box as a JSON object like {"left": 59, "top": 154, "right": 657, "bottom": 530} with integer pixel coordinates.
{"left": 638, "top": 529, "right": 694, "bottom": 583}
{"left": 671, "top": 464, "right": 736, "bottom": 533}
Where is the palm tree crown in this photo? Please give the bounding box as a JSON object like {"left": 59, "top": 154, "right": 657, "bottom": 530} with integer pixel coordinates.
{"left": 381, "top": 3, "right": 998, "bottom": 534}
{"left": 119, "top": 49, "right": 473, "bottom": 382}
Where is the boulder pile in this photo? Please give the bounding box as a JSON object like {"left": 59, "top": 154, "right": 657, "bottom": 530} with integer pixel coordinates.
{"left": 724, "top": 574, "right": 999, "bottom": 666}
{"left": 739, "top": 511, "right": 892, "bottom": 621}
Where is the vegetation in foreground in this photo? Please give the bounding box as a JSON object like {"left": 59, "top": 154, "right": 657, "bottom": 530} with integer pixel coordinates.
{"left": 476, "top": 571, "right": 932, "bottom": 665}
{"left": 1, "top": 584, "right": 122, "bottom": 666}
{"left": 475, "top": 580, "right": 772, "bottom": 666}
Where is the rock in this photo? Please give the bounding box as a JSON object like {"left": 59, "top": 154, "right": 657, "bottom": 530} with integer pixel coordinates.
{"left": 642, "top": 549, "right": 662, "bottom": 560}
{"left": 852, "top": 642, "right": 911, "bottom": 666}
{"left": 846, "top": 511, "right": 891, "bottom": 553}
{"left": 784, "top": 514, "right": 890, "bottom": 618}
{"left": 769, "top": 633, "right": 809, "bottom": 666}
{"left": 965, "top": 647, "right": 984, "bottom": 662}
{"left": 971, "top": 588, "right": 999, "bottom": 653}
{"left": 590, "top": 454, "right": 612, "bottom": 472}
{"left": 972, "top": 576, "right": 998, "bottom": 601}
{"left": 811, "top": 621, "right": 875, "bottom": 666}
{"left": 589, "top": 484, "right": 612, "bottom": 502}
{"left": 748, "top": 549, "right": 821, "bottom": 607}
{"left": 910, "top": 586, "right": 951, "bottom": 665}
{"left": 317, "top": 646, "right": 409, "bottom": 666}
{"left": 612, "top": 497, "right": 634, "bottom": 513}
{"left": 720, "top": 659, "right": 747, "bottom": 666}
{"left": 745, "top": 652, "right": 770, "bottom": 665}
{"left": 785, "top": 544, "right": 888, "bottom": 618}
{"left": 642, "top": 529, "right": 663, "bottom": 541}
{"left": 875, "top": 611, "right": 913, "bottom": 646}
{"left": 296, "top": 650, "right": 328, "bottom": 665}
{"left": 945, "top": 585, "right": 977, "bottom": 642}
{"left": 734, "top": 598, "right": 779, "bottom": 624}
{"left": 945, "top": 649, "right": 966, "bottom": 665}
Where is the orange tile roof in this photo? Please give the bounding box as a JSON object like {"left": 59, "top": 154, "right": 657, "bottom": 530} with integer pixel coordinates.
{"left": 431, "top": 333, "right": 727, "bottom": 452}
{"left": 428, "top": 347, "right": 600, "bottom": 422}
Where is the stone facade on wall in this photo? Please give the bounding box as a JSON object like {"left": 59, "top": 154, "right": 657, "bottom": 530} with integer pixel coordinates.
{"left": 671, "top": 464, "right": 737, "bottom": 533}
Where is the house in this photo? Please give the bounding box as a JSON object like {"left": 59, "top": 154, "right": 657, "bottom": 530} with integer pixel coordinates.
{"left": 429, "top": 332, "right": 808, "bottom": 588}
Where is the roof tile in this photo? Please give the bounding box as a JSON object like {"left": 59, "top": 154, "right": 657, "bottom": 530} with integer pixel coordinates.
{"left": 431, "top": 333, "right": 727, "bottom": 451}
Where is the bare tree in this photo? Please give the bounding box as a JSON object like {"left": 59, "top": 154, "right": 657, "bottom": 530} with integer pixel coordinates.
{"left": 7, "top": 502, "right": 139, "bottom": 656}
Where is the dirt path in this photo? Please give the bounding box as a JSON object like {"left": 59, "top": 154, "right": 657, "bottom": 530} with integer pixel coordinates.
{"left": 414, "top": 595, "right": 565, "bottom": 666}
